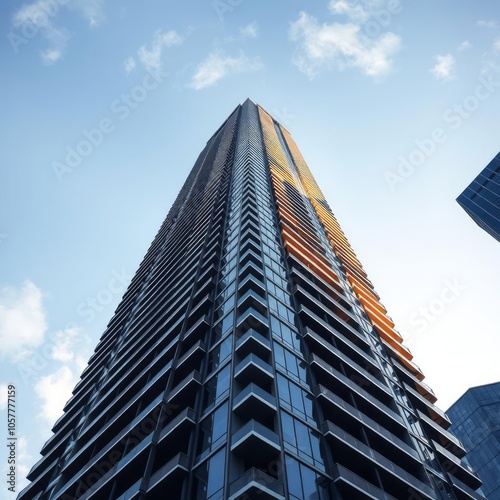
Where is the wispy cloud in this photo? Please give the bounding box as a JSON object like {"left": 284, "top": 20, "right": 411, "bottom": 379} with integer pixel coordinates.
{"left": 430, "top": 53, "right": 456, "bottom": 82}
{"left": 189, "top": 52, "right": 262, "bottom": 90}
{"left": 0, "top": 281, "right": 47, "bottom": 361}
{"left": 477, "top": 19, "right": 497, "bottom": 28}
{"left": 289, "top": 11, "right": 401, "bottom": 79}
{"left": 494, "top": 39, "right": 500, "bottom": 52}
{"left": 124, "top": 56, "right": 136, "bottom": 74}
{"left": 11, "top": 0, "right": 105, "bottom": 64}
{"left": 457, "top": 40, "right": 472, "bottom": 51}
{"left": 67, "top": 0, "right": 105, "bottom": 27}
{"left": 136, "top": 29, "right": 184, "bottom": 72}
{"left": 329, "top": 0, "right": 370, "bottom": 23}
{"left": 240, "top": 22, "right": 259, "bottom": 38}
{"left": 12, "top": 1, "right": 70, "bottom": 64}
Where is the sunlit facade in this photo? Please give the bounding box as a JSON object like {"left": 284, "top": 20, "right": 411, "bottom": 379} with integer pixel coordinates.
{"left": 19, "top": 99, "right": 483, "bottom": 499}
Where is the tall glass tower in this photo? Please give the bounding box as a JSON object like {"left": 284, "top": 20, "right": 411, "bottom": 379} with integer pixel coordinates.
{"left": 19, "top": 99, "right": 484, "bottom": 500}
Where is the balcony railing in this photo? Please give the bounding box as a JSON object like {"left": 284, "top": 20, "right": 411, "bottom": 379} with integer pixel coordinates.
{"left": 318, "top": 386, "right": 419, "bottom": 462}
{"left": 233, "top": 383, "right": 277, "bottom": 412}
{"left": 229, "top": 468, "right": 285, "bottom": 500}
{"left": 332, "top": 463, "right": 398, "bottom": 500}
{"left": 232, "top": 419, "right": 280, "bottom": 449}
{"left": 447, "top": 473, "right": 485, "bottom": 500}
{"left": 323, "top": 420, "right": 438, "bottom": 499}
{"left": 147, "top": 452, "right": 189, "bottom": 491}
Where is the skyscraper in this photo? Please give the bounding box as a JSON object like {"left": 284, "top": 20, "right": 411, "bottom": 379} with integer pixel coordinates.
{"left": 457, "top": 152, "right": 500, "bottom": 242}
{"left": 19, "top": 99, "right": 483, "bottom": 499}
{"left": 447, "top": 382, "right": 500, "bottom": 499}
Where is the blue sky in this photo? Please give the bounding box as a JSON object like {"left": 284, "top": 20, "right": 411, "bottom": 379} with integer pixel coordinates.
{"left": 1, "top": 0, "right": 499, "bottom": 492}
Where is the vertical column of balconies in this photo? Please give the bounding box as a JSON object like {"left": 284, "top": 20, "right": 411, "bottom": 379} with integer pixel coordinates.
{"left": 135, "top": 108, "right": 240, "bottom": 500}
{"left": 256, "top": 106, "right": 474, "bottom": 499}
{"left": 276, "top": 125, "right": 483, "bottom": 499}
{"left": 19, "top": 108, "right": 240, "bottom": 500}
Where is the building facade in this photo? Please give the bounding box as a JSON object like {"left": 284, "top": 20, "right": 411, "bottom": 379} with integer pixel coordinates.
{"left": 447, "top": 382, "right": 500, "bottom": 499}
{"left": 19, "top": 99, "right": 484, "bottom": 499}
{"left": 457, "top": 152, "right": 500, "bottom": 242}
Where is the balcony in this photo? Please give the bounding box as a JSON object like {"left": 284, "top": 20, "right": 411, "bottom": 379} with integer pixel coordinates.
{"left": 447, "top": 473, "right": 485, "bottom": 500}
{"left": 235, "top": 329, "right": 271, "bottom": 359}
{"left": 229, "top": 468, "right": 285, "bottom": 500}
{"left": 309, "top": 348, "right": 391, "bottom": 403}
{"left": 182, "top": 314, "right": 210, "bottom": 344}
{"left": 233, "top": 383, "right": 277, "bottom": 420}
{"left": 322, "top": 420, "right": 438, "bottom": 499}
{"left": 332, "top": 463, "right": 398, "bottom": 500}
{"left": 403, "top": 382, "right": 449, "bottom": 428}
{"left": 231, "top": 420, "right": 280, "bottom": 464}
{"left": 432, "top": 440, "right": 482, "bottom": 489}
{"left": 310, "top": 354, "right": 396, "bottom": 415}
{"left": 146, "top": 452, "right": 189, "bottom": 493}
{"left": 238, "top": 288, "right": 268, "bottom": 316}
{"left": 167, "top": 370, "right": 202, "bottom": 405}
{"left": 234, "top": 354, "right": 274, "bottom": 387}
{"left": 315, "top": 379, "right": 404, "bottom": 433}
{"left": 176, "top": 340, "right": 206, "bottom": 373}
{"left": 303, "top": 325, "right": 378, "bottom": 372}
{"left": 392, "top": 359, "right": 436, "bottom": 402}
{"left": 157, "top": 407, "right": 196, "bottom": 444}
{"left": 298, "top": 303, "right": 370, "bottom": 350}
{"left": 317, "top": 385, "right": 420, "bottom": 464}
{"left": 236, "top": 307, "right": 269, "bottom": 336}
{"left": 417, "top": 410, "right": 466, "bottom": 457}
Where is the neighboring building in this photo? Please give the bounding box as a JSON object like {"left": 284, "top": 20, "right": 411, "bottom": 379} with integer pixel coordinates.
{"left": 19, "top": 99, "right": 483, "bottom": 499}
{"left": 457, "top": 152, "right": 500, "bottom": 242}
{"left": 447, "top": 383, "right": 500, "bottom": 499}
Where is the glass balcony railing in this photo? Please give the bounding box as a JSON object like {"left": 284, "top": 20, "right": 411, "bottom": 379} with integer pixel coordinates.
{"left": 331, "top": 463, "right": 398, "bottom": 500}
{"left": 147, "top": 453, "right": 189, "bottom": 491}
{"left": 229, "top": 467, "right": 285, "bottom": 500}
{"left": 234, "top": 354, "right": 274, "bottom": 382}
{"left": 323, "top": 420, "right": 438, "bottom": 499}
{"left": 447, "top": 473, "right": 485, "bottom": 500}
{"left": 318, "top": 386, "right": 419, "bottom": 462}
{"left": 235, "top": 329, "right": 271, "bottom": 357}
{"left": 233, "top": 383, "right": 277, "bottom": 412}
{"left": 232, "top": 419, "right": 280, "bottom": 449}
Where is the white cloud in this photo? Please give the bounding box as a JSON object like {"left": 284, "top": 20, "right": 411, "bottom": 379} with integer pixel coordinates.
{"left": 494, "top": 39, "right": 500, "bottom": 52}
{"left": 17, "top": 436, "right": 31, "bottom": 492}
{"left": 457, "top": 40, "right": 472, "bottom": 51}
{"left": 34, "top": 366, "right": 77, "bottom": 423}
{"left": 50, "top": 326, "right": 88, "bottom": 362}
{"left": 11, "top": 0, "right": 104, "bottom": 64}
{"left": 329, "top": 0, "right": 370, "bottom": 23}
{"left": 41, "top": 48, "right": 63, "bottom": 64}
{"left": 477, "top": 19, "right": 497, "bottom": 28}
{"left": 124, "top": 56, "right": 136, "bottom": 74}
{"left": 289, "top": 11, "right": 401, "bottom": 79}
{"left": 12, "top": 0, "right": 71, "bottom": 65}
{"left": 189, "top": 52, "right": 262, "bottom": 90}
{"left": 430, "top": 54, "right": 456, "bottom": 82}
{"left": 137, "top": 30, "right": 183, "bottom": 72}
{"left": 0, "top": 281, "right": 47, "bottom": 361}
{"left": 240, "top": 22, "right": 259, "bottom": 38}
{"left": 67, "top": 0, "right": 105, "bottom": 27}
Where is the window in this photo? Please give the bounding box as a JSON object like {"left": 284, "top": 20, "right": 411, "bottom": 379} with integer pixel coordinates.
{"left": 281, "top": 413, "right": 324, "bottom": 468}
{"left": 195, "top": 448, "right": 226, "bottom": 500}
